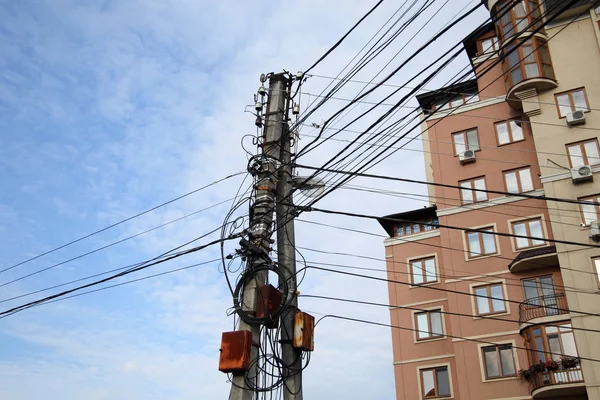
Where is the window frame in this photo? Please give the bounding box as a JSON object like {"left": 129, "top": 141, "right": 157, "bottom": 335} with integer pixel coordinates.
{"left": 494, "top": 119, "right": 525, "bottom": 146}
{"left": 419, "top": 366, "right": 452, "bottom": 399}
{"left": 510, "top": 217, "right": 546, "bottom": 250}
{"left": 592, "top": 257, "right": 600, "bottom": 289}
{"left": 502, "top": 37, "right": 554, "bottom": 90}
{"left": 465, "top": 226, "right": 498, "bottom": 259}
{"left": 478, "top": 36, "right": 499, "bottom": 54}
{"left": 503, "top": 166, "right": 534, "bottom": 194}
{"left": 473, "top": 283, "right": 507, "bottom": 316}
{"left": 566, "top": 138, "right": 600, "bottom": 168}
{"left": 493, "top": 0, "right": 543, "bottom": 42}
{"left": 451, "top": 128, "right": 480, "bottom": 155}
{"left": 410, "top": 256, "right": 439, "bottom": 286}
{"left": 578, "top": 194, "right": 600, "bottom": 226}
{"left": 482, "top": 344, "right": 517, "bottom": 380}
{"left": 554, "top": 87, "right": 591, "bottom": 118}
{"left": 459, "top": 176, "right": 488, "bottom": 205}
{"left": 522, "top": 275, "right": 555, "bottom": 308}
{"left": 414, "top": 309, "right": 444, "bottom": 341}
{"left": 523, "top": 323, "right": 578, "bottom": 364}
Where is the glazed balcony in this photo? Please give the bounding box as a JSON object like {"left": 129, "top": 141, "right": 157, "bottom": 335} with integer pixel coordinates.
{"left": 519, "top": 293, "right": 569, "bottom": 325}
{"left": 491, "top": 0, "right": 545, "bottom": 44}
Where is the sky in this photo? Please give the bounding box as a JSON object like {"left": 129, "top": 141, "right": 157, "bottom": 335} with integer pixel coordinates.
{"left": 0, "top": 1, "right": 490, "bottom": 399}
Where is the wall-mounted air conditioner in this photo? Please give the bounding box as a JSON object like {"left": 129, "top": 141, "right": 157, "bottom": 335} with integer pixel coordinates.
{"left": 459, "top": 149, "right": 476, "bottom": 165}
{"left": 570, "top": 165, "right": 593, "bottom": 183}
{"left": 566, "top": 110, "right": 586, "bottom": 126}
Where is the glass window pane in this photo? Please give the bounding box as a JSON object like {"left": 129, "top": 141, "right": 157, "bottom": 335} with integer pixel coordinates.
{"left": 468, "top": 232, "right": 481, "bottom": 257}
{"left": 556, "top": 94, "right": 572, "bottom": 117}
{"left": 413, "top": 223, "right": 421, "bottom": 233}
{"left": 500, "top": 346, "right": 516, "bottom": 376}
{"left": 511, "top": 69, "right": 523, "bottom": 85}
{"left": 476, "top": 287, "right": 491, "bottom": 314}
{"left": 474, "top": 178, "right": 487, "bottom": 202}
{"left": 568, "top": 144, "right": 585, "bottom": 168}
{"left": 582, "top": 202, "right": 597, "bottom": 225}
{"left": 412, "top": 261, "right": 424, "bottom": 284}
{"left": 572, "top": 90, "right": 589, "bottom": 111}
{"left": 490, "top": 285, "right": 506, "bottom": 312}
{"left": 519, "top": 168, "right": 534, "bottom": 192}
{"left": 453, "top": 134, "right": 466, "bottom": 155}
{"left": 584, "top": 141, "right": 600, "bottom": 165}
{"left": 522, "top": 46, "right": 536, "bottom": 63}
{"left": 485, "top": 348, "right": 500, "bottom": 377}
{"left": 505, "top": 171, "right": 519, "bottom": 193}
{"left": 466, "top": 130, "right": 480, "bottom": 151}
{"left": 417, "top": 313, "right": 429, "bottom": 339}
{"left": 524, "top": 280, "right": 540, "bottom": 305}
{"left": 460, "top": 181, "right": 474, "bottom": 204}
{"left": 424, "top": 258, "right": 436, "bottom": 282}
{"left": 514, "top": 2, "right": 527, "bottom": 18}
{"left": 482, "top": 38, "right": 493, "bottom": 53}
{"left": 561, "top": 332, "right": 578, "bottom": 357}
{"left": 525, "top": 63, "right": 540, "bottom": 78}
{"left": 529, "top": 220, "right": 544, "bottom": 246}
{"left": 467, "top": 94, "right": 479, "bottom": 104}
{"left": 540, "top": 276, "right": 555, "bottom": 295}
{"left": 510, "top": 120, "right": 524, "bottom": 141}
{"left": 436, "top": 368, "right": 450, "bottom": 396}
{"left": 430, "top": 312, "right": 443, "bottom": 336}
{"left": 496, "top": 122, "right": 510, "bottom": 145}
{"left": 482, "top": 230, "right": 496, "bottom": 254}
{"left": 534, "top": 337, "right": 545, "bottom": 363}
{"left": 594, "top": 258, "right": 600, "bottom": 283}
{"left": 422, "top": 370, "right": 435, "bottom": 397}
{"left": 548, "top": 335, "right": 562, "bottom": 361}
{"left": 513, "top": 222, "right": 529, "bottom": 248}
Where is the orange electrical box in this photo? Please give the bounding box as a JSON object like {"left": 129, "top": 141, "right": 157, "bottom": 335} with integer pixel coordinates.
{"left": 218, "top": 331, "right": 252, "bottom": 373}
{"left": 255, "top": 284, "right": 282, "bottom": 328}
{"left": 293, "top": 311, "right": 315, "bottom": 351}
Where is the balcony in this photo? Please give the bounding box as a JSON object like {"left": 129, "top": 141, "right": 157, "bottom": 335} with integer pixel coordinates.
{"left": 502, "top": 37, "right": 557, "bottom": 107}
{"left": 508, "top": 245, "right": 557, "bottom": 273}
{"left": 519, "top": 293, "right": 569, "bottom": 325}
{"left": 530, "top": 367, "right": 586, "bottom": 399}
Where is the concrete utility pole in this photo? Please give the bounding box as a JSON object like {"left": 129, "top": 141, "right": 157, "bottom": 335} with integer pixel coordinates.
{"left": 228, "top": 73, "right": 291, "bottom": 400}
{"left": 276, "top": 124, "right": 303, "bottom": 399}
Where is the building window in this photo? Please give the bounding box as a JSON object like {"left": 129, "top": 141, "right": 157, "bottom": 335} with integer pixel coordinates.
{"left": 420, "top": 366, "right": 451, "bottom": 398}
{"left": 480, "top": 37, "right": 499, "bottom": 54}
{"left": 555, "top": 88, "right": 590, "bottom": 118}
{"left": 503, "top": 38, "right": 554, "bottom": 91}
{"left": 593, "top": 257, "right": 600, "bottom": 287}
{"left": 474, "top": 283, "right": 506, "bottom": 315}
{"left": 566, "top": 139, "right": 600, "bottom": 168}
{"left": 452, "top": 129, "right": 480, "bottom": 155}
{"left": 411, "top": 257, "right": 437, "bottom": 285}
{"left": 493, "top": 0, "right": 543, "bottom": 41}
{"left": 415, "top": 309, "right": 444, "bottom": 340}
{"left": 482, "top": 345, "right": 516, "bottom": 379}
{"left": 495, "top": 120, "right": 524, "bottom": 145}
{"left": 523, "top": 276, "right": 556, "bottom": 311}
{"left": 504, "top": 167, "right": 534, "bottom": 194}
{"left": 434, "top": 93, "right": 480, "bottom": 112}
{"left": 466, "top": 227, "right": 497, "bottom": 258}
{"left": 511, "top": 218, "right": 544, "bottom": 249}
{"left": 579, "top": 194, "right": 600, "bottom": 225}
{"left": 395, "top": 219, "right": 439, "bottom": 237}
{"left": 523, "top": 324, "right": 578, "bottom": 364}
{"left": 459, "top": 177, "right": 487, "bottom": 204}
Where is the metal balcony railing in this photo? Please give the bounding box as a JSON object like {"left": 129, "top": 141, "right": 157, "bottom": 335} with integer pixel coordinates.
{"left": 519, "top": 293, "right": 568, "bottom": 324}
{"left": 531, "top": 366, "right": 584, "bottom": 393}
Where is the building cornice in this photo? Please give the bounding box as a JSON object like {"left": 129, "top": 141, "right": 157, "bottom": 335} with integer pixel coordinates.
{"left": 436, "top": 189, "right": 545, "bottom": 217}
{"left": 383, "top": 230, "right": 440, "bottom": 247}
{"left": 541, "top": 165, "right": 600, "bottom": 184}
{"left": 427, "top": 96, "right": 505, "bottom": 121}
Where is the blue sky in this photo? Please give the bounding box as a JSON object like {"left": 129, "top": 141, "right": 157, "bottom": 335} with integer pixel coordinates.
{"left": 0, "top": 1, "right": 489, "bottom": 398}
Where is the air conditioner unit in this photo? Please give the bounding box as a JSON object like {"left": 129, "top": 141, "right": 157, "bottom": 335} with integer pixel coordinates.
{"left": 459, "top": 149, "right": 476, "bottom": 165}
{"left": 566, "top": 110, "right": 586, "bottom": 126}
{"left": 590, "top": 221, "right": 600, "bottom": 241}
{"left": 570, "top": 165, "right": 593, "bottom": 183}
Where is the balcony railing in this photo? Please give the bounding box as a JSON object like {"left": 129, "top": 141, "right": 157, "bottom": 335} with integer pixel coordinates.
{"left": 519, "top": 293, "right": 568, "bottom": 324}
{"left": 531, "top": 366, "right": 584, "bottom": 393}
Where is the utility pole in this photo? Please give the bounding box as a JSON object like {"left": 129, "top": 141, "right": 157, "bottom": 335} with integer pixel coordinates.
{"left": 228, "top": 72, "right": 290, "bottom": 400}
{"left": 276, "top": 119, "right": 303, "bottom": 399}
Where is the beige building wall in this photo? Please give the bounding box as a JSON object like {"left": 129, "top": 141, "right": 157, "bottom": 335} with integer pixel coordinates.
{"left": 523, "top": 15, "right": 600, "bottom": 399}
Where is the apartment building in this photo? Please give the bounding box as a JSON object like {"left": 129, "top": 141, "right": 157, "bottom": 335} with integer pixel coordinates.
{"left": 378, "top": 1, "right": 600, "bottom": 399}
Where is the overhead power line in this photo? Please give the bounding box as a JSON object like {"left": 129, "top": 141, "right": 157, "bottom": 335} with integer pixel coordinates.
{"left": 0, "top": 171, "right": 246, "bottom": 275}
